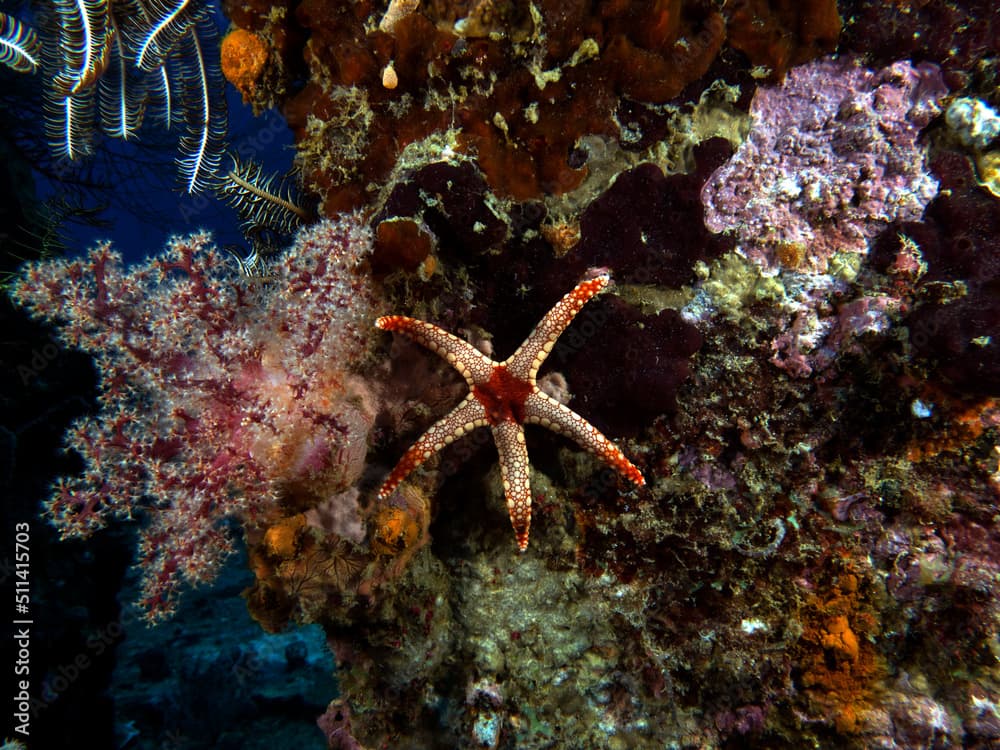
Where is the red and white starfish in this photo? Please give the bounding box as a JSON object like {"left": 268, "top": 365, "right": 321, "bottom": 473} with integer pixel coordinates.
{"left": 375, "top": 273, "right": 645, "bottom": 550}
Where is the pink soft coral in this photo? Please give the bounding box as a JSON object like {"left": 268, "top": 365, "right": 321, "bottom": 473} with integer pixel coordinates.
{"left": 11, "top": 216, "right": 381, "bottom": 620}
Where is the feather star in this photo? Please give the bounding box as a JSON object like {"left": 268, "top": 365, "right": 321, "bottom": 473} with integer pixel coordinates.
{"left": 375, "top": 273, "right": 645, "bottom": 550}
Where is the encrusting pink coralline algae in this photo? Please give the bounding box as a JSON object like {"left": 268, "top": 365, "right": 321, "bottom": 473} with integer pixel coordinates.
{"left": 701, "top": 56, "right": 948, "bottom": 272}
{"left": 10, "top": 216, "right": 381, "bottom": 621}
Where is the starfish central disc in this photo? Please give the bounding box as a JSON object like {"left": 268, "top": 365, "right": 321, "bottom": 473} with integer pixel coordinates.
{"left": 473, "top": 366, "right": 534, "bottom": 424}
{"left": 374, "top": 273, "right": 645, "bottom": 550}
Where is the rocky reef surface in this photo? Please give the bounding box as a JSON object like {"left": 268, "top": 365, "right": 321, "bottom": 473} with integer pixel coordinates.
{"left": 7, "top": 0, "right": 1000, "bottom": 748}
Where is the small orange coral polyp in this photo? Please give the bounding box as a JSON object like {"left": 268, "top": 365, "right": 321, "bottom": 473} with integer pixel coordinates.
{"left": 821, "top": 615, "right": 860, "bottom": 663}
{"left": 370, "top": 506, "right": 420, "bottom": 556}
{"left": 264, "top": 514, "right": 307, "bottom": 558}
{"left": 221, "top": 28, "right": 269, "bottom": 99}
{"left": 775, "top": 241, "right": 808, "bottom": 269}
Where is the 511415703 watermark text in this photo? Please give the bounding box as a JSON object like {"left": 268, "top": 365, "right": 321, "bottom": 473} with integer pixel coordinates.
{"left": 11, "top": 522, "right": 31, "bottom": 740}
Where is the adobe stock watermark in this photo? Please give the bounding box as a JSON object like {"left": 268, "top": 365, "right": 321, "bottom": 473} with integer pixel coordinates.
{"left": 25, "top": 605, "right": 140, "bottom": 723}
{"left": 11, "top": 522, "right": 32, "bottom": 740}
{"left": 17, "top": 338, "right": 63, "bottom": 386}
{"left": 906, "top": 310, "right": 941, "bottom": 351}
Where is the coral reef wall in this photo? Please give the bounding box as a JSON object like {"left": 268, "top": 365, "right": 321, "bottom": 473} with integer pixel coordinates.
{"left": 8, "top": 0, "right": 1000, "bottom": 748}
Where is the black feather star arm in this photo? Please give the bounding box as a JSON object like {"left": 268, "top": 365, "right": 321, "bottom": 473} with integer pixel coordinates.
{"left": 38, "top": 0, "right": 97, "bottom": 160}
{"left": 97, "top": 14, "right": 147, "bottom": 140}
{"left": 40, "top": 6, "right": 98, "bottom": 164}
{"left": 43, "top": 82, "right": 98, "bottom": 160}
{"left": 216, "top": 155, "right": 311, "bottom": 237}
{"left": 0, "top": 12, "right": 41, "bottom": 73}
{"left": 145, "top": 53, "right": 179, "bottom": 129}
{"left": 121, "top": 0, "right": 198, "bottom": 72}
{"left": 173, "top": 12, "right": 227, "bottom": 193}
{"left": 224, "top": 243, "right": 271, "bottom": 279}
{"left": 50, "top": 0, "right": 113, "bottom": 94}
{"left": 121, "top": 0, "right": 184, "bottom": 129}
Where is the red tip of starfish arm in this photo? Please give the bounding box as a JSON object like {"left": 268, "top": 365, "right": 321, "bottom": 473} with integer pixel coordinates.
{"left": 508, "top": 274, "right": 612, "bottom": 378}
{"left": 377, "top": 395, "right": 490, "bottom": 499}
{"left": 555, "top": 274, "right": 611, "bottom": 323}
{"left": 375, "top": 315, "right": 406, "bottom": 330}
{"left": 378, "top": 441, "right": 429, "bottom": 500}
{"left": 578, "top": 273, "right": 611, "bottom": 295}
{"left": 620, "top": 461, "right": 646, "bottom": 486}
{"left": 607, "top": 450, "right": 645, "bottom": 486}
{"left": 511, "top": 507, "right": 531, "bottom": 550}
{"left": 377, "top": 449, "right": 424, "bottom": 499}
{"left": 600, "top": 446, "right": 645, "bottom": 487}
{"left": 515, "top": 530, "right": 530, "bottom": 551}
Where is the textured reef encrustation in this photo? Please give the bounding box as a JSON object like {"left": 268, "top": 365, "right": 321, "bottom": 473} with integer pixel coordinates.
{"left": 7, "top": 0, "right": 1000, "bottom": 748}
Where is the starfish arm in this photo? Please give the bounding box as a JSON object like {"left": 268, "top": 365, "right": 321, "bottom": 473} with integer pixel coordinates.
{"left": 506, "top": 274, "right": 611, "bottom": 380}
{"left": 524, "top": 390, "right": 646, "bottom": 487}
{"left": 377, "top": 393, "right": 489, "bottom": 499}
{"left": 376, "top": 315, "right": 495, "bottom": 385}
{"left": 492, "top": 420, "right": 533, "bottom": 551}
